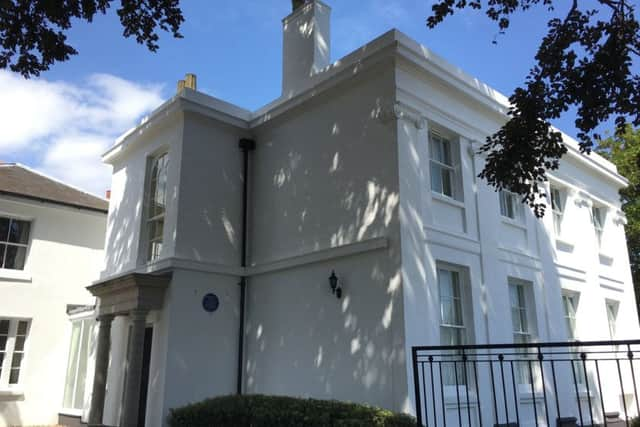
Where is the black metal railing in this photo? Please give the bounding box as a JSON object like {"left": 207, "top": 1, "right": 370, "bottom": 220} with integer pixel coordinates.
{"left": 412, "top": 340, "right": 640, "bottom": 427}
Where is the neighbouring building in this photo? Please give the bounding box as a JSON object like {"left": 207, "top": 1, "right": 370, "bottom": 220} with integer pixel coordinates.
{"left": 83, "top": 2, "right": 640, "bottom": 427}
{"left": 0, "top": 163, "right": 107, "bottom": 427}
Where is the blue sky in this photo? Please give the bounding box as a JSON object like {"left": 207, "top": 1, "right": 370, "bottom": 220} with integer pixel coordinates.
{"left": 0, "top": 0, "right": 604, "bottom": 196}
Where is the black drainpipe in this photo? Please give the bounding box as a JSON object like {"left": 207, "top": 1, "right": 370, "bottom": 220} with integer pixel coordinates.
{"left": 237, "top": 137, "right": 255, "bottom": 395}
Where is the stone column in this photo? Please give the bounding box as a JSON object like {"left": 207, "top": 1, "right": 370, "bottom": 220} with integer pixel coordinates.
{"left": 121, "top": 309, "right": 149, "bottom": 427}
{"left": 88, "top": 314, "right": 114, "bottom": 427}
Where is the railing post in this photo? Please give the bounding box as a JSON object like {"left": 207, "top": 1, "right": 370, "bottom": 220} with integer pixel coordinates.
{"left": 412, "top": 347, "right": 423, "bottom": 426}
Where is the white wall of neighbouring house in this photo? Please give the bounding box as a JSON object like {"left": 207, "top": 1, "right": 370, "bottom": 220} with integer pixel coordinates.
{"left": 0, "top": 197, "right": 106, "bottom": 427}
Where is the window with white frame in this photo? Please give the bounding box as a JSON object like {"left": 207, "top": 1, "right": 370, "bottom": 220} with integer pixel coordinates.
{"left": 63, "top": 318, "right": 94, "bottom": 410}
{"left": 509, "top": 280, "right": 537, "bottom": 384}
{"left": 562, "top": 293, "right": 579, "bottom": 340}
{"left": 430, "top": 131, "right": 460, "bottom": 200}
{"left": 0, "top": 216, "right": 31, "bottom": 270}
{"left": 438, "top": 266, "right": 472, "bottom": 386}
{"left": 550, "top": 186, "right": 565, "bottom": 235}
{"left": 0, "top": 318, "right": 30, "bottom": 387}
{"left": 605, "top": 300, "right": 619, "bottom": 340}
{"left": 561, "top": 292, "right": 586, "bottom": 384}
{"left": 146, "top": 152, "right": 169, "bottom": 262}
{"left": 591, "top": 206, "right": 606, "bottom": 247}
{"left": 500, "top": 190, "right": 523, "bottom": 221}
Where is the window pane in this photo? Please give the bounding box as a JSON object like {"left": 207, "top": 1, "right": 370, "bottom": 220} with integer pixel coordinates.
{"left": 431, "top": 162, "right": 443, "bottom": 193}
{"left": 4, "top": 245, "right": 27, "bottom": 270}
{"left": 519, "top": 308, "right": 528, "bottom": 333}
{"left": 500, "top": 192, "right": 508, "bottom": 217}
{"left": 149, "top": 219, "right": 164, "bottom": 241}
{"left": 551, "top": 188, "right": 563, "bottom": 212}
{"left": 506, "top": 194, "right": 515, "bottom": 219}
{"left": 0, "top": 320, "right": 9, "bottom": 335}
{"left": 441, "top": 299, "right": 462, "bottom": 326}
{"left": 441, "top": 326, "right": 464, "bottom": 346}
{"left": 149, "top": 240, "right": 162, "bottom": 261}
{"left": 439, "top": 270, "right": 452, "bottom": 297}
{"left": 14, "top": 336, "right": 25, "bottom": 352}
{"left": 9, "top": 353, "right": 23, "bottom": 384}
{"left": 553, "top": 212, "right": 562, "bottom": 235}
{"left": 63, "top": 322, "right": 82, "bottom": 408}
{"left": 439, "top": 270, "right": 463, "bottom": 327}
{"left": 17, "top": 321, "right": 28, "bottom": 336}
{"left": 8, "top": 220, "right": 30, "bottom": 244}
{"left": 511, "top": 307, "right": 522, "bottom": 332}
{"left": 441, "top": 168, "right": 453, "bottom": 197}
{"left": 430, "top": 136, "right": 443, "bottom": 163}
{"left": 11, "top": 351, "right": 23, "bottom": 368}
{"left": 450, "top": 271, "right": 460, "bottom": 296}
{"left": 0, "top": 336, "right": 6, "bottom": 350}
{"left": 0, "top": 218, "right": 9, "bottom": 241}
{"left": 74, "top": 322, "right": 91, "bottom": 409}
{"left": 9, "top": 368, "right": 20, "bottom": 384}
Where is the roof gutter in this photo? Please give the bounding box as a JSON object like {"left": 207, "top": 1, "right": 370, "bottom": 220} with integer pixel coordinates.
{"left": 0, "top": 190, "right": 108, "bottom": 214}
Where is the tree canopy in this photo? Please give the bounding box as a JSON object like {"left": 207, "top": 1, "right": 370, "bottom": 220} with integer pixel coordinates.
{"left": 428, "top": 0, "right": 640, "bottom": 216}
{"left": 596, "top": 127, "right": 640, "bottom": 307}
{"left": 0, "top": 0, "right": 184, "bottom": 77}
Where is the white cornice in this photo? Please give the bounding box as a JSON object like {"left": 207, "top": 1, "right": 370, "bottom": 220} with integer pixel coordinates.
{"left": 102, "top": 29, "right": 629, "bottom": 189}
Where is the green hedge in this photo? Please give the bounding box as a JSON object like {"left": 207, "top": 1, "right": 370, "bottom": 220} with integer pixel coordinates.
{"left": 168, "top": 394, "right": 417, "bottom": 427}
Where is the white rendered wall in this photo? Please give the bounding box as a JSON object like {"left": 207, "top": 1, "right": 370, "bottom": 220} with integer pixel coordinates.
{"left": 0, "top": 198, "right": 106, "bottom": 427}
{"left": 246, "top": 64, "right": 408, "bottom": 412}
{"left": 100, "top": 105, "right": 250, "bottom": 425}
{"left": 396, "top": 58, "right": 639, "bottom": 425}
{"left": 101, "top": 113, "right": 184, "bottom": 278}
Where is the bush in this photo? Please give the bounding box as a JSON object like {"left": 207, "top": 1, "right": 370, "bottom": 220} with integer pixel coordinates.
{"left": 168, "top": 394, "right": 417, "bottom": 427}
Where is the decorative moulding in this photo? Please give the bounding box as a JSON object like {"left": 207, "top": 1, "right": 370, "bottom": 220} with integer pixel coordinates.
{"left": 380, "top": 101, "right": 427, "bottom": 129}
{"left": 613, "top": 211, "right": 627, "bottom": 226}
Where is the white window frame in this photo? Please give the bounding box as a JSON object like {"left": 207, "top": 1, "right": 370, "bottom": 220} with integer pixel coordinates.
{"left": 562, "top": 292, "right": 579, "bottom": 341}
{"left": 437, "top": 264, "right": 474, "bottom": 388}
{"left": 429, "top": 131, "right": 461, "bottom": 201}
{"left": 500, "top": 190, "right": 523, "bottom": 221}
{"left": 591, "top": 205, "right": 606, "bottom": 248}
{"left": 0, "top": 216, "right": 31, "bottom": 271}
{"left": 62, "top": 316, "right": 95, "bottom": 412}
{"left": 508, "top": 280, "right": 538, "bottom": 386}
{"left": 550, "top": 186, "right": 565, "bottom": 236}
{"left": 605, "top": 300, "right": 619, "bottom": 340}
{"left": 145, "top": 151, "right": 169, "bottom": 262}
{"left": 0, "top": 318, "right": 30, "bottom": 389}
{"left": 562, "top": 291, "right": 586, "bottom": 386}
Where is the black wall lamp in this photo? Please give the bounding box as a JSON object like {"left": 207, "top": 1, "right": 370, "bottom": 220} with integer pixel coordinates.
{"left": 328, "top": 270, "right": 342, "bottom": 299}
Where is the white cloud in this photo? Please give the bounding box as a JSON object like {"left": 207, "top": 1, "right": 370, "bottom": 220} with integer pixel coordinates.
{"left": 0, "top": 71, "right": 164, "bottom": 196}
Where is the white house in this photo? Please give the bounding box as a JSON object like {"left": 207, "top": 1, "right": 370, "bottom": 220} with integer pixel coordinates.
{"left": 84, "top": 2, "right": 640, "bottom": 427}
{"left": 0, "top": 163, "right": 107, "bottom": 427}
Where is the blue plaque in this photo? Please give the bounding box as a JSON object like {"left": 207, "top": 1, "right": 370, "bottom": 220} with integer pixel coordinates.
{"left": 202, "top": 293, "right": 219, "bottom": 312}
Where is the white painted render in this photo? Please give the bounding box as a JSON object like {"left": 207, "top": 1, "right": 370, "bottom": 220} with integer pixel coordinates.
{"left": 93, "top": 2, "right": 639, "bottom": 426}
{"left": 0, "top": 196, "right": 106, "bottom": 427}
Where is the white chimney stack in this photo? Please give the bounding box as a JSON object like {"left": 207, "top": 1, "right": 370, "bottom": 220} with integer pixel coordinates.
{"left": 282, "top": 0, "right": 331, "bottom": 97}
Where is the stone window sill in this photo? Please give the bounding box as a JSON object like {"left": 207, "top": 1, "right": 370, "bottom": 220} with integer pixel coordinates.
{"left": 0, "top": 269, "right": 31, "bottom": 282}
{"left": 431, "top": 192, "right": 465, "bottom": 209}
{"left": 501, "top": 217, "right": 526, "bottom": 230}
{"left": 0, "top": 389, "right": 24, "bottom": 400}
